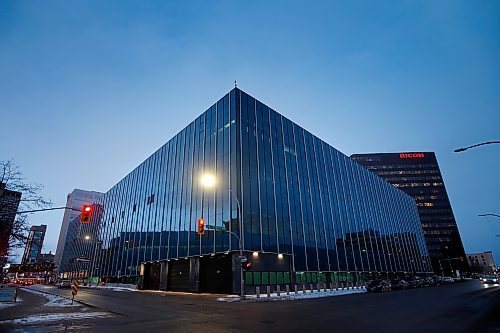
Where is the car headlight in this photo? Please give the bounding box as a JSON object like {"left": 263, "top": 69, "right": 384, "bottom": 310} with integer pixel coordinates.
{"left": 493, "top": 279, "right": 498, "bottom": 282}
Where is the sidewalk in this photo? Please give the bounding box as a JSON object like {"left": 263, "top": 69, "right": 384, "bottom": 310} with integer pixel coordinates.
{"left": 0, "top": 286, "right": 113, "bottom": 331}
{"left": 218, "top": 286, "right": 367, "bottom": 302}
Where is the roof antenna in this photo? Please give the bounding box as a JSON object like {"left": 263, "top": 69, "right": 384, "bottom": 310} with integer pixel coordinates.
{"left": 234, "top": 80, "right": 237, "bottom": 88}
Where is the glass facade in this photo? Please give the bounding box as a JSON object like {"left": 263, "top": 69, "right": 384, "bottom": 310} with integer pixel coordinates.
{"left": 351, "top": 152, "right": 468, "bottom": 275}
{"left": 22, "top": 225, "right": 47, "bottom": 264}
{"left": 60, "top": 88, "right": 432, "bottom": 289}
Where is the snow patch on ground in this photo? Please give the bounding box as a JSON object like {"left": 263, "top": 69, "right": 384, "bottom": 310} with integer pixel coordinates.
{"left": 82, "top": 285, "right": 136, "bottom": 292}
{"left": 0, "top": 312, "right": 112, "bottom": 325}
{"left": 21, "top": 288, "right": 81, "bottom": 307}
{"left": 0, "top": 297, "right": 22, "bottom": 308}
{"left": 217, "top": 287, "right": 367, "bottom": 302}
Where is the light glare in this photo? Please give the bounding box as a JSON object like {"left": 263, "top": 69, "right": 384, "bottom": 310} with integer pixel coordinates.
{"left": 201, "top": 174, "right": 216, "bottom": 188}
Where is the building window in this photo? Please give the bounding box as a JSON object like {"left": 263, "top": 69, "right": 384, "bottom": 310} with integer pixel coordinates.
{"left": 147, "top": 194, "right": 155, "bottom": 205}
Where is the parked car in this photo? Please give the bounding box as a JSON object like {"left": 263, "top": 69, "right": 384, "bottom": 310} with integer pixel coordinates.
{"left": 22, "top": 279, "right": 34, "bottom": 286}
{"left": 367, "top": 279, "right": 391, "bottom": 293}
{"left": 390, "top": 279, "right": 409, "bottom": 290}
{"left": 406, "top": 276, "right": 424, "bottom": 288}
{"left": 443, "top": 276, "right": 455, "bottom": 283}
{"left": 58, "top": 280, "right": 72, "bottom": 289}
{"left": 481, "top": 275, "right": 498, "bottom": 284}
{"left": 423, "top": 276, "right": 435, "bottom": 287}
{"left": 432, "top": 276, "right": 444, "bottom": 285}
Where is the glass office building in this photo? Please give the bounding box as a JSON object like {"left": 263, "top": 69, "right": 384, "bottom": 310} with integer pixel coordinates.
{"left": 351, "top": 152, "right": 468, "bottom": 275}
{"left": 61, "top": 88, "right": 431, "bottom": 293}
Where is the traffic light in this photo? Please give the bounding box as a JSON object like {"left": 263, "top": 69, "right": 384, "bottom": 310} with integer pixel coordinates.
{"left": 80, "top": 205, "right": 92, "bottom": 223}
{"left": 241, "top": 261, "right": 252, "bottom": 271}
{"left": 197, "top": 218, "right": 205, "bottom": 235}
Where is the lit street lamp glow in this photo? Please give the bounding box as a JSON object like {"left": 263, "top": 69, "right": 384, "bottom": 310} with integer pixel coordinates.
{"left": 200, "top": 174, "right": 216, "bottom": 188}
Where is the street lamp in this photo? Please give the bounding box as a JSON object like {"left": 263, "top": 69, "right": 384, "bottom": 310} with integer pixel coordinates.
{"left": 83, "top": 233, "right": 102, "bottom": 286}
{"left": 453, "top": 141, "right": 500, "bottom": 153}
{"left": 478, "top": 214, "right": 500, "bottom": 237}
{"left": 478, "top": 214, "right": 500, "bottom": 219}
{"left": 200, "top": 173, "right": 245, "bottom": 300}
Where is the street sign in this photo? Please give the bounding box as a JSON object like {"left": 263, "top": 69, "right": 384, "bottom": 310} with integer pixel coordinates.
{"left": 75, "top": 257, "right": 91, "bottom": 262}
{"left": 0, "top": 287, "right": 17, "bottom": 302}
{"left": 206, "top": 225, "right": 226, "bottom": 232}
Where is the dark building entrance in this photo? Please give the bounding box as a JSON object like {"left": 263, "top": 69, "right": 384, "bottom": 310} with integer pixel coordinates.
{"left": 167, "top": 258, "right": 190, "bottom": 292}
{"left": 143, "top": 262, "right": 161, "bottom": 290}
{"left": 199, "top": 254, "right": 232, "bottom": 294}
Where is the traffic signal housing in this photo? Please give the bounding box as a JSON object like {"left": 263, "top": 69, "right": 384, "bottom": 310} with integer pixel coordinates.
{"left": 80, "top": 205, "right": 92, "bottom": 223}
{"left": 197, "top": 218, "right": 205, "bottom": 235}
{"left": 241, "top": 261, "right": 252, "bottom": 271}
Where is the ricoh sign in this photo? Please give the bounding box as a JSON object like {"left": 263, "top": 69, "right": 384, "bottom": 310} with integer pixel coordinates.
{"left": 400, "top": 153, "right": 425, "bottom": 159}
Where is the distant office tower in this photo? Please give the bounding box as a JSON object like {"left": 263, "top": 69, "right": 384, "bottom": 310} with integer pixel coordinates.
{"left": 54, "top": 189, "right": 103, "bottom": 275}
{"left": 0, "top": 182, "right": 22, "bottom": 265}
{"left": 351, "top": 152, "right": 468, "bottom": 275}
{"left": 467, "top": 251, "right": 497, "bottom": 275}
{"left": 22, "top": 225, "right": 47, "bottom": 264}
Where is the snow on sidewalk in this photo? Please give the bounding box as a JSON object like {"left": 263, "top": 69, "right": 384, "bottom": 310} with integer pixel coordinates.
{"left": 0, "top": 297, "right": 22, "bottom": 309}
{"left": 80, "top": 285, "right": 136, "bottom": 292}
{"left": 0, "top": 312, "right": 112, "bottom": 325}
{"left": 217, "top": 287, "right": 367, "bottom": 302}
{"left": 21, "top": 287, "right": 81, "bottom": 307}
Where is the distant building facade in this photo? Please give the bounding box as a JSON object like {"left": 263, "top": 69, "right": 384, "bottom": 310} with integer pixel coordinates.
{"left": 54, "top": 189, "right": 103, "bottom": 276}
{"left": 351, "top": 152, "right": 468, "bottom": 275}
{"left": 22, "top": 225, "right": 47, "bottom": 264}
{"left": 38, "top": 251, "right": 55, "bottom": 264}
{"left": 0, "top": 182, "right": 22, "bottom": 265}
{"left": 60, "top": 88, "right": 432, "bottom": 294}
{"left": 467, "top": 251, "right": 497, "bottom": 275}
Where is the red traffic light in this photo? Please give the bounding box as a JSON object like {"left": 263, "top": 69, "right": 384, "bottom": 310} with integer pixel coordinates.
{"left": 80, "top": 205, "right": 92, "bottom": 223}
{"left": 197, "top": 218, "right": 205, "bottom": 235}
{"left": 241, "top": 261, "right": 252, "bottom": 271}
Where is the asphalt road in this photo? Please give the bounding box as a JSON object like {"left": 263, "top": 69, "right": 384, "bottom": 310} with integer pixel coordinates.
{"left": 3, "top": 280, "right": 500, "bottom": 332}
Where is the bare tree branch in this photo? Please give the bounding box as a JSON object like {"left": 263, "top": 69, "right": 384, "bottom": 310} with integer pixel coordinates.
{"left": 0, "top": 160, "right": 53, "bottom": 259}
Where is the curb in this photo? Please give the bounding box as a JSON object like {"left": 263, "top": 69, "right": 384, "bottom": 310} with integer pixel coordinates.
{"left": 217, "top": 288, "right": 367, "bottom": 302}
{"left": 21, "top": 287, "right": 98, "bottom": 309}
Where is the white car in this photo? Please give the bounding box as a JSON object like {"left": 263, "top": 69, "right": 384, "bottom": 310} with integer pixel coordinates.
{"left": 481, "top": 276, "right": 498, "bottom": 284}
{"left": 443, "top": 277, "right": 455, "bottom": 283}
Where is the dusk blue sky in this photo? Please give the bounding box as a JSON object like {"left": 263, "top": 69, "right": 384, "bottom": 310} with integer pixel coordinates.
{"left": 1, "top": 1, "right": 499, "bottom": 265}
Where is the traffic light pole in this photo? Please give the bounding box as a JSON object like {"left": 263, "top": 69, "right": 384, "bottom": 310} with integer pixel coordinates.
{"left": 15, "top": 206, "right": 82, "bottom": 214}
{"left": 201, "top": 175, "right": 245, "bottom": 300}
